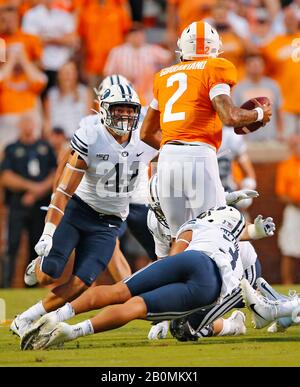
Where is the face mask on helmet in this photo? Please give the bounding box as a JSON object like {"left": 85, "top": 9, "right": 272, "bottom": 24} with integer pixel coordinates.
{"left": 99, "top": 84, "right": 141, "bottom": 136}
{"left": 177, "top": 21, "right": 222, "bottom": 61}
{"left": 197, "top": 206, "right": 245, "bottom": 239}
{"left": 148, "top": 174, "right": 168, "bottom": 228}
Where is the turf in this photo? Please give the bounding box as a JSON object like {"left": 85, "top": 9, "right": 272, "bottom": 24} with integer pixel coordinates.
{"left": 0, "top": 287, "right": 300, "bottom": 367}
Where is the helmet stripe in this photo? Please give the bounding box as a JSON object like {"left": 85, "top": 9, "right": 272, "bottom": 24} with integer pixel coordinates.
{"left": 109, "top": 75, "right": 114, "bottom": 85}
{"left": 119, "top": 84, "right": 126, "bottom": 99}
{"left": 195, "top": 21, "right": 205, "bottom": 55}
{"left": 126, "top": 84, "right": 132, "bottom": 99}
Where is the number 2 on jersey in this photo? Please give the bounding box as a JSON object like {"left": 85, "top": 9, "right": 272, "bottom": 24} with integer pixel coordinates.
{"left": 163, "top": 72, "right": 187, "bottom": 123}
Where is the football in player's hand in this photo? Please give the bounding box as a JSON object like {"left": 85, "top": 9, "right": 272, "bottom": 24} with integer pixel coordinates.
{"left": 234, "top": 96, "right": 271, "bottom": 135}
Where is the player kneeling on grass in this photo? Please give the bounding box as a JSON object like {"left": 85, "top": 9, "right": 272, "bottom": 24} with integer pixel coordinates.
{"left": 21, "top": 205, "right": 266, "bottom": 350}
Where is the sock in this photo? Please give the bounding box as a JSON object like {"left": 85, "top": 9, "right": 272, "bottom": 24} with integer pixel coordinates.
{"left": 19, "top": 301, "right": 46, "bottom": 321}
{"left": 218, "top": 318, "right": 232, "bottom": 336}
{"left": 55, "top": 303, "right": 75, "bottom": 323}
{"left": 71, "top": 320, "right": 94, "bottom": 339}
{"left": 276, "top": 298, "right": 300, "bottom": 321}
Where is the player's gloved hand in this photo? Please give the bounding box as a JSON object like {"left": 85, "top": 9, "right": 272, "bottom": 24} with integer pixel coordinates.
{"left": 35, "top": 234, "right": 53, "bottom": 257}
{"left": 148, "top": 321, "right": 169, "bottom": 340}
{"left": 247, "top": 215, "right": 276, "bottom": 240}
{"left": 225, "top": 189, "right": 259, "bottom": 205}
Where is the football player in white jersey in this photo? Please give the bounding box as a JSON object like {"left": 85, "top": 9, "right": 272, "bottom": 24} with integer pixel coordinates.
{"left": 146, "top": 174, "right": 275, "bottom": 340}
{"left": 10, "top": 83, "right": 157, "bottom": 338}
{"left": 95, "top": 75, "right": 156, "bottom": 283}
{"left": 21, "top": 205, "right": 253, "bottom": 350}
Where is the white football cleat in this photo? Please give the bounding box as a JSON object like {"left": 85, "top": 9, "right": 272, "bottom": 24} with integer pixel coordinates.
{"left": 256, "top": 277, "right": 294, "bottom": 332}
{"left": 10, "top": 315, "right": 33, "bottom": 338}
{"left": 227, "top": 310, "right": 247, "bottom": 335}
{"left": 241, "top": 278, "right": 278, "bottom": 328}
{"left": 34, "top": 322, "right": 74, "bottom": 350}
{"left": 148, "top": 321, "right": 169, "bottom": 340}
{"left": 24, "top": 257, "right": 39, "bottom": 286}
{"left": 20, "top": 312, "right": 59, "bottom": 350}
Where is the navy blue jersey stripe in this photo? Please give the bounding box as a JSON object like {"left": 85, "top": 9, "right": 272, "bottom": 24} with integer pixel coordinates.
{"left": 70, "top": 140, "right": 88, "bottom": 156}
{"left": 73, "top": 133, "right": 88, "bottom": 148}
{"left": 72, "top": 136, "right": 88, "bottom": 152}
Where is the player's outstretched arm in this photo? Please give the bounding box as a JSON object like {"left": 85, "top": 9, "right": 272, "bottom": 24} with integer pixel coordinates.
{"left": 240, "top": 215, "right": 276, "bottom": 241}
{"left": 140, "top": 106, "right": 162, "bottom": 149}
{"left": 212, "top": 95, "right": 271, "bottom": 128}
{"left": 35, "top": 150, "right": 87, "bottom": 257}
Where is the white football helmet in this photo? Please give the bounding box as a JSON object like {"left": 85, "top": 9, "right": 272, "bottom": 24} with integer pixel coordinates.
{"left": 177, "top": 21, "right": 221, "bottom": 61}
{"left": 197, "top": 206, "right": 245, "bottom": 239}
{"left": 95, "top": 74, "right": 132, "bottom": 98}
{"left": 99, "top": 84, "right": 141, "bottom": 136}
{"left": 148, "top": 174, "right": 168, "bottom": 228}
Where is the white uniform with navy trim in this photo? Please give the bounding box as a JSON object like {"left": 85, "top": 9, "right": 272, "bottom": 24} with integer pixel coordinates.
{"left": 176, "top": 219, "right": 243, "bottom": 299}
{"left": 71, "top": 114, "right": 157, "bottom": 220}
{"left": 217, "top": 126, "right": 247, "bottom": 191}
{"left": 147, "top": 210, "right": 171, "bottom": 258}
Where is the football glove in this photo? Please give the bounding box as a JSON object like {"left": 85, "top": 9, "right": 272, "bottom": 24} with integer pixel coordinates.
{"left": 225, "top": 189, "right": 259, "bottom": 205}
{"left": 148, "top": 321, "right": 169, "bottom": 340}
{"left": 248, "top": 215, "right": 276, "bottom": 240}
{"left": 34, "top": 234, "right": 53, "bottom": 257}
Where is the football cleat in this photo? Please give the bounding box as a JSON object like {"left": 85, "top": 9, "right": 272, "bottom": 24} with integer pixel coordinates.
{"left": 148, "top": 321, "right": 169, "bottom": 340}
{"left": 33, "top": 322, "right": 74, "bottom": 350}
{"left": 257, "top": 277, "right": 294, "bottom": 332}
{"left": 24, "top": 257, "right": 39, "bottom": 286}
{"left": 241, "top": 278, "right": 278, "bottom": 328}
{"left": 227, "top": 310, "right": 247, "bottom": 335}
{"left": 10, "top": 315, "right": 33, "bottom": 338}
{"left": 20, "top": 312, "right": 59, "bottom": 350}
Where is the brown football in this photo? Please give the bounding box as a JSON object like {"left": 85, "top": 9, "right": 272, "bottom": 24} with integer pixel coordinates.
{"left": 234, "top": 96, "right": 271, "bottom": 135}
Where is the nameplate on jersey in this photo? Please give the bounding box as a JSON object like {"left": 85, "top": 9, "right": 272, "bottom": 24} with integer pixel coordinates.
{"left": 96, "top": 153, "right": 110, "bottom": 160}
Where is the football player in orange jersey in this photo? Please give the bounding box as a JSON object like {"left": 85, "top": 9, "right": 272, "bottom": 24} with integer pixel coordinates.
{"left": 141, "top": 20, "right": 272, "bottom": 240}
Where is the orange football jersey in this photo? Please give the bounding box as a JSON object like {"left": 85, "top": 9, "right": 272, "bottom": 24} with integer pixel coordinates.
{"left": 153, "top": 57, "right": 237, "bottom": 150}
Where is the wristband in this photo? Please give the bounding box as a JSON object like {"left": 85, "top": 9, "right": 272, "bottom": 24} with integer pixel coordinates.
{"left": 247, "top": 224, "right": 258, "bottom": 240}
{"left": 254, "top": 107, "right": 264, "bottom": 122}
{"left": 43, "top": 222, "right": 56, "bottom": 237}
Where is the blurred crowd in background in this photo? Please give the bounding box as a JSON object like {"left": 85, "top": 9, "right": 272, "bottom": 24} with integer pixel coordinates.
{"left": 0, "top": 0, "right": 299, "bottom": 288}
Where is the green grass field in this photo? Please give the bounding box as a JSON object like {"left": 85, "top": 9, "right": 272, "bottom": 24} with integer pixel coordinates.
{"left": 0, "top": 287, "right": 300, "bottom": 367}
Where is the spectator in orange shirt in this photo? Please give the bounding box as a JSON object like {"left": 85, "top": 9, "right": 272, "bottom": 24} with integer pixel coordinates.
{"left": 166, "top": 0, "right": 216, "bottom": 47}
{"left": 0, "top": 42, "right": 46, "bottom": 149}
{"left": 262, "top": 6, "right": 300, "bottom": 138}
{"left": 78, "top": 0, "right": 132, "bottom": 86}
{"left": 207, "top": 2, "right": 250, "bottom": 80}
{"left": 0, "top": 1, "right": 42, "bottom": 64}
{"left": 276, "top": 134, "right": 300, "bottom": 284}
